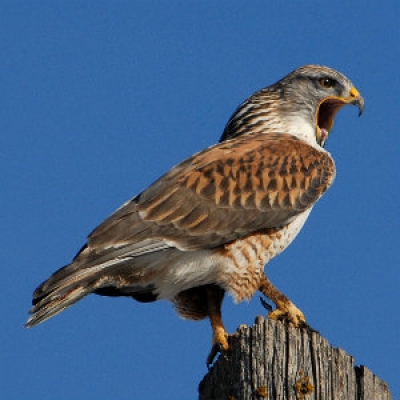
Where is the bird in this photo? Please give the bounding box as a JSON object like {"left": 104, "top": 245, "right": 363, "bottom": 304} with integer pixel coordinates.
{"left": 26, "top": 64, "right": 364, "bottom": 366}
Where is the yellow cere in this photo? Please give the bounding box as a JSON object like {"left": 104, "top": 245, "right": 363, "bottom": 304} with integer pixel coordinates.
{"left": 350, "top": 87, "right": 360, "bottom": 98}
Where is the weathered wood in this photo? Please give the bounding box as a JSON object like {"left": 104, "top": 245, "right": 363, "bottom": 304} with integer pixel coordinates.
{"left": 199, "top": 316, "right": 392, "bottom": 400}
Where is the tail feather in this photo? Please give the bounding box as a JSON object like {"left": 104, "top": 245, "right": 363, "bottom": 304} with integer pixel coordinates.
{"left": 25, "top": 261, "right": 107, "bottom": 328}
{"left": 26, "top": 248, "right": 164, "bottom": 328}
{"left": 25, "top": 284, "right": 90, "bottom": 328}
{"left": 31, "top": 263, "right": 106, "bottom": 304}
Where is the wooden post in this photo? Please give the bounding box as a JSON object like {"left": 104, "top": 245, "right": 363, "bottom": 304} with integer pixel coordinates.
{"left": 199, "top": 316, "right": 392, "bottom": 400}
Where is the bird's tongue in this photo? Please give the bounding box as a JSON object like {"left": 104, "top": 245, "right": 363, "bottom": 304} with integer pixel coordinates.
{"left": 320, "top": 128, "right": 329, "bottom": 139}
{"left": 318, "top": 127, "right": 329, "bottom": 147}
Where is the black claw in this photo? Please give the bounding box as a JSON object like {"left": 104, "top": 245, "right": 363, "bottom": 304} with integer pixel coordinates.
{"left": 206, "top": 344, "right": 220, "bottom": 369}
{"left": 259, "top": 296, "right": 273, "bottom": 312}
{"left": 206, "top": 340, "right": 231, "bottom": 369}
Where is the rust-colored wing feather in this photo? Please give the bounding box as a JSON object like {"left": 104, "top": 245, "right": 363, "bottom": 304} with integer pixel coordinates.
{"left": 89, "top": 133, "right": 335, "bottom": 254}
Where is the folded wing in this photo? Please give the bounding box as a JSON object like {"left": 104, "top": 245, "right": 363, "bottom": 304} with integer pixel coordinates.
{"left": 26, "top": 133, "right": 335, "bottom": 327}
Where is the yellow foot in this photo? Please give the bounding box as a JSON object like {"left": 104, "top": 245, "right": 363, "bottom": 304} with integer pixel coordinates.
{"left": 206, "top": 327, "right": 229, "bottom": 367}
{"left": 268, "top": 300, "right": 307, "bottom": 328}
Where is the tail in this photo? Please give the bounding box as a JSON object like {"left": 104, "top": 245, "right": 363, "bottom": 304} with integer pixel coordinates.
{"left": 25, "top": 241, "right": 164, "bottom": 328}
{"left": 25, "top": 260, "right": 106, "bottom": 328}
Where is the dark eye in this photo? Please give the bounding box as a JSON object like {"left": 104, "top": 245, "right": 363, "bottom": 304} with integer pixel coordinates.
{"left": 319, "top": 77, "right": 335, "bottom": 88}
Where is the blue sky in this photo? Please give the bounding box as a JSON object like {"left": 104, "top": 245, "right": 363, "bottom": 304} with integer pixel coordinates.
{"left": 1, "top": 2, "right": 399, "bottom": 399}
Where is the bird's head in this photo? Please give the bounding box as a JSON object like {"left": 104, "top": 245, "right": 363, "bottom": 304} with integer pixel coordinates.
{"left": 280, "top": 64, "right": 364, "bottom": 147}
{"left": 220, "top": 64, "right": 364, "bottom": 147}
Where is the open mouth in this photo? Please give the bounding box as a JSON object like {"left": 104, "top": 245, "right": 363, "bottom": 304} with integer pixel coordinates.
{"left": 316, "top": 97, "right": 349, "bottom": 146}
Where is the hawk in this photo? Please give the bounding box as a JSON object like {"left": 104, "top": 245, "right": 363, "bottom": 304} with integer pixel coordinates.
{"left": 26, "top": 65, "right": 364, "bottom": 365}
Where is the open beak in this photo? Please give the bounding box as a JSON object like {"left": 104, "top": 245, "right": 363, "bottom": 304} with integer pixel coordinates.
{"left": 316, "top": 87, "right": 364, "bottom": 147}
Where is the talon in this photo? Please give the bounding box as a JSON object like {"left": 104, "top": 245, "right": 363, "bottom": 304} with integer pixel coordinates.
{"left": 206, "top": 343, "right": 223, "bottom": 368}
{"left": 206, "top": 327, "right": 229, "bottom": 367}
{"left": 268, "top": 300, "right": 307, "bottom": 328}
{"left": 214, "top": 326, "right": 229, "bottom": 350}
{"left": 260, "top": 296, "right": 273, "bottom": 312}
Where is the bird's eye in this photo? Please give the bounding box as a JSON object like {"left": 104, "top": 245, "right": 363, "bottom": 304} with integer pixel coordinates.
{"left": 319, "top": 77, "right": 335, "bottom": 88}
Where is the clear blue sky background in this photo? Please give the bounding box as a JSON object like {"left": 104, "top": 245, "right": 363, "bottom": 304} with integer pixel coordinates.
{"left": 1, "top": 2, "right": 399, "bottom": 399}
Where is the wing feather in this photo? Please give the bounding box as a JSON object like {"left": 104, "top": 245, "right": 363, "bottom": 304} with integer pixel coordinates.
{"left": 88, "top": 133, "right": 335, "bottom": 255}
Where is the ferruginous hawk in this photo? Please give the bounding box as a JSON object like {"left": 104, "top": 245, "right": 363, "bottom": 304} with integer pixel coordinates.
{"left": 26, "top": 65, "right": 364, "bottom": 365}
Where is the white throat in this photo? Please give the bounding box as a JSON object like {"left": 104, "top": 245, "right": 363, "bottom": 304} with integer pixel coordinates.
{"left": 284, "top": 115, "right": 322, "bottom": 149}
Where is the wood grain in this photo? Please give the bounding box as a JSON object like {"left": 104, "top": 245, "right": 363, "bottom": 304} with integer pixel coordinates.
{"left": 199, "top": 317, "right": 392, "bottom": 400}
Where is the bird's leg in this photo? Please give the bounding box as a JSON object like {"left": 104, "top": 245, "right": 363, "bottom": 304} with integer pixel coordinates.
{"left": 205, "top": 285, "right": 228, "bottom": 367}
{"left": 258, "top": 273, "right": 307, "bottom": 327}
